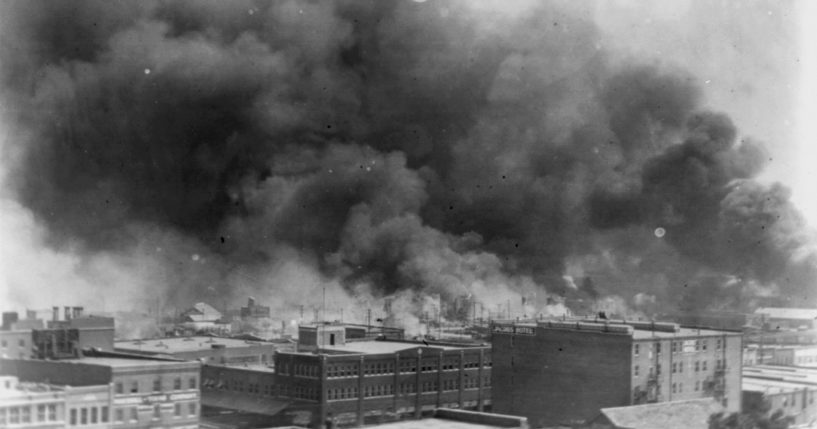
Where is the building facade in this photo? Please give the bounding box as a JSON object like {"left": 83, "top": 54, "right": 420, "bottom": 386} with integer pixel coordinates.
{"left": 491, "top": 319, "right": 742, "bottom": 427}
{"left": 743, "top": 365, "right": 817, "bottom": 426}
{"left": 1, "top": 356, "right": 201, "bottom": 429}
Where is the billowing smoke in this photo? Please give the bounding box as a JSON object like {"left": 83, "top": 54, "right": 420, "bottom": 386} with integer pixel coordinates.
{"left": 0, "top": 0, "right": 812, "bottom": 333}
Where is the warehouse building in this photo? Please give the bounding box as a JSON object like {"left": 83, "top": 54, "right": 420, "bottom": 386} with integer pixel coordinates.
{"left": 199, "top": 323, "right": 492, "bottom": 428}
{"left": 1, "top": 355, "right": 201, "bottom": 429}
{"left": 491, "top": 319, "right": 742, "bottom": 427}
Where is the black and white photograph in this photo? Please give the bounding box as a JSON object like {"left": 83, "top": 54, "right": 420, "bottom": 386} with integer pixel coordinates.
{"left": 0, "top": 1, "right": 814, "bottom": 428}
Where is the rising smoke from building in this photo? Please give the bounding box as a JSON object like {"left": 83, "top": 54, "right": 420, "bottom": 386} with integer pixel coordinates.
{"left": 0, "top": 0, "right": 812, "bottom": 331}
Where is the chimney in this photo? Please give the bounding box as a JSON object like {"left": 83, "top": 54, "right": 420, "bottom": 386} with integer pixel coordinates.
{"left": 2, "top": 312, "right": 18, "bottom": 331}
{"left": 248, "top": 297, "right": 256, "bottom": 308}
{"left": 73, "top": 307, "right": 83, "bottom": 319}
{"left": 52, "top": 307, "right": 59, "bottom": 322}
{"left": 64, "top": 306, "right": 72, "bottom": 321}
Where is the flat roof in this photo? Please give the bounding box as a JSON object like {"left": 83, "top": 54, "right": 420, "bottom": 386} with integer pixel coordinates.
{"left": 361, "top": 418, "right": 516, "bottom": 429}
{"left": 743, "top": 378, "right": 811, "bottom": 394}
{"left": 632, "top": 327, "right": 737, "bottom": 339}
{"left": 743, "top": 365, "right": 817, "bottom": 389}
{"left": 59, "top": 357, "right": 196, "bottom": 368}
{"left": 504, "top": 320, "right": 739, "bottom": 339}
{"left": 115, "top": 336, "right": 275, "bottom": 354}
{"left": 320, "top": 341, "right": 462, "bottom": 355}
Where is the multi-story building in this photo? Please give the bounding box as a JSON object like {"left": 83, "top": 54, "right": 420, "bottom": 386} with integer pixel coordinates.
{"left": 1, "top": 307, "right": 114, "bottom": 360}
{"left": 0, "top": 375, "right": 65, "bottom": 429}
{"left": 767, "top": 345, "right": 817, "bottom": 367}
{"left": 199, "top": 323, "right": 492, "bottom": 428}
{"left": 743, "top": 365, "right": 817, "bottom": 426}
{"left": 491, "top": 319, "right": 742, "bottom": 427}
{"left": 239, "top": 297, "right": 271, "bottom": 319}
{"left": 1, "top": 356, "right": 201, "bottom": 429}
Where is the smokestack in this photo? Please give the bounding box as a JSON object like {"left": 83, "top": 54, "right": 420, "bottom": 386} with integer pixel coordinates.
{"left": 73, "top": 307, "right": 83, "bottom": 319}
{"left": 64, "top": 306, "right": 71, "bottom": 321}
{"left": 52, "top": 306, "right": 59, "bottom": 322}
{"left": 248, "top": 297, "right": 255, "bottom": 308}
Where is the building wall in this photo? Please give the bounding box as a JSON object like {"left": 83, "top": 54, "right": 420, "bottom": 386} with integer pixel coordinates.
{"left": 0, "top": 382, "right": 65, "bottom": 429}
{"left": 0, "top": 331, "right": 32, "bottom": 359}
{"left": 492, "top": 325, "right": 631, "bottom": 427}
{"left": 634, "top": 333, "right": 742, "bottom": 412}
{"left": 0, "top": 359, "right": 112, "bottom": 386}
{"left": 65, "top": 385, "right": 112, "bottom": 428}
{"left": 109, "top": 363, "right": 200, "bottom": 429}
{"left": 770, "top": 347, "right": 817, "bottom": 367}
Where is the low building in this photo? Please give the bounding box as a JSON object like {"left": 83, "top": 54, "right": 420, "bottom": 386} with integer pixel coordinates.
{"left": 742, "top": 365, "right": 817, "bottom": 426}
{"left": 768, "top": 345, "right": 817, "bottom": 367}
{"left": 1, "top": 356, "right": 201, "bottom": 429}
{"left": 491, "top": 319, "right": 742, "bottom": 427}
{"left": 115, "top": 335, "right": 289, "bottom": 366}
{"left": 587, "top": 398, "right": 724, "bottom": 429}
{"left": 754, "top": 308, "right": 817, "bottom": 331}
{"left": 1, "top": 307, "right": 114, "bottom": 360}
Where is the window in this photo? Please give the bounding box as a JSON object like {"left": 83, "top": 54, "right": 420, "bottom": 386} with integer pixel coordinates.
{"left": 672, "top": 342, "right": 677, "bottom": 353}
{"left": 101, "top": 406, "right": 109, "bottom": 423}
{"left": 130, "top": 407, "right": 138, "bottom": 422}
{"left": 0, "top": 408, "right": 7, "bottom": 425}
{"left": 0, "top": 339, "right": 6, "bottom": 348}
{"left": 131, "top": 381, "right": 138, "bottom": 393}
{"left": 174, "top": 403, "right": 181, "bottom": 417}
{"left": 18, "top": 338, "right": 25, "bottom": 347}
{"left": 21, "top": 406, "right": 30, "bottom": 423}
{"left": 702, "top": 340, "right": 708, "bottom": 351}
{"left": 37, "top": 405, "right": 46, "bottom": 422}
{"left": 672, "top": 383, "right": 677, "bottom": 393}
{"left": 695, "top": 361, "right": 700, "bottom": 372}
{"left": 174, "top": 377, "right": 182, "bottom": 390}
{"left": 634, "top": 365, "right": 639, "bottom": 376}
{"left": 655, "top": 342, "right": 662, "bottom": 354}
{"left": 91, "top": 407, "right": 98, "bottom": 424}
{"left": 188, "top": 403, "right": 197, "bottom": 416}
{"left": 694, "top": 381, "right": 700, "bottom": 391}
{"left": 48, "top": 404, "right": 57, "bottom": 421}
{"left": 716, "top": 339, "right": 722, "bottom": 350}
{"left": 10, "top": 408, "right": 20, "bottom": 424}
{"left": 115, "top": 382, "right": 123, "bottom": 394}
{"left": 695, "top": 340, "right": 700, "bottom": 351}
{"left": 80, "top": 408, "right": 88, "bottom": 425}
{"left": 634, "top": 344, "right": 640, "bottom": 356}
{"left": 153, "top": 404, "right": 160, "bottom": 419}
{"left": 153, "top": 378, "right": 161, "bottom": 392}
{"left": 656, "top": 364, "right": 661, "bottom": 374}
{"left": 702, "top": 361, "right": 708, "bottom": 371}
{"left": 115, "top": 409, "right": 124, "bottom": 422}
{"left": 69, "top": 409, "right": 77, "bottom": 425}
{"left": 678, "top": 382, "right": 683, "bottom": 393}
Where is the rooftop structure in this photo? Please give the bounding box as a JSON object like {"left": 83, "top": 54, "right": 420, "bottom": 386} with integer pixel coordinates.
{"left": 491, "top": 319, "right": 742, "bottom": 427}
{"left": 754, "top": 308, "right": 817, "bottom": 331}
{"left": 115, "top": 335, "right": 288, "bottom": 366}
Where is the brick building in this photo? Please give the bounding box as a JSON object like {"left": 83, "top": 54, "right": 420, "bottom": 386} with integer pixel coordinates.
{"left": 1, "top": 356, "right": 201, "bottom": 429}
{"left": 491, "top": 319, "right": 742, "bottom": 427}
{"left": 0, "top": 375, "right": 65, "bottom": 428}
{"left": 199, "top": 324, "right": 492, "bottom": 428}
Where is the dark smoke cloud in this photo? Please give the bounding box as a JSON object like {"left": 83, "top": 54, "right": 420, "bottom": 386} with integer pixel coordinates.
{"left": 1, "top": 0, "right": 813, "bottom": 319}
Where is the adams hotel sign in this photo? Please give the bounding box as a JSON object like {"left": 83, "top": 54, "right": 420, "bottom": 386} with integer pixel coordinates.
{"left": 491, "top": 323, "right": 535, "bottom": 336}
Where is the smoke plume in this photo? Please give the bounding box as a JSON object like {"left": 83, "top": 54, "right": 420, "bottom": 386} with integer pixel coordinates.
{"left": 0, "top": 0, "right": 812, "bottom": 333}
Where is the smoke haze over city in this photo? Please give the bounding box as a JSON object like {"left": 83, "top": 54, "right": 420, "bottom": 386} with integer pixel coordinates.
{"left": 0, "top": 0, "right": 813, "bottom": 331}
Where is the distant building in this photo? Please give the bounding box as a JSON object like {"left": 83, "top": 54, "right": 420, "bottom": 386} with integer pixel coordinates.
{"left": 588, "top": 398, "right": 724, "bottom": 429}
{"left": 198, "top": 323, "right": 491, "bottom": 428}
{"left": 0, "top": 375, "right": 66, "bottom": 428}
{"left": 1, "top": 356, "right": 201, "bottom": 429}
{"left": 1, "top": 307, "right": 113, "bottom": 360}
{"left": 767, "top": 345, "right": 817, "bottom": 367}
{"left": 491, "top": 319, "right": 742, "bottom": 427}
{"left": 240, "top": 297, "right": 271, "bottom": 319}
{"left": 114, "top": 335, "right": 291, "bottom": 366}
{"left": 180, "top": 303, "right": 230, "bottom": 335}
{"left": 754, "top": 308, "right": 817, "bottom": 331}
{"left": 743, "top": 365, "right": 817, "bottom": 426}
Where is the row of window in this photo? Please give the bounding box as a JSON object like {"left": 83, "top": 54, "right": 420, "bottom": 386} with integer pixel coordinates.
{"left": 634, "top": 359, "right": 727, "bottom": 377}
{"left": 327, "top": 377, "right": 490, "bottom": 401}
{"left": 635, "top": 339, "right": 726, "bottom": 356}
{"left": 69, "top": 406, "right": 109, "bottom": 426}
{"left": 0, "top": 404, "right": 58, "bottom": 425}
{"left": 278, "top": 363, "right": 319, "bottom": 378}
{"left": 111, "top": 403, "right": 197, "bottom": 423}
{"left": 325, "top": 359, "right": 490, "bottom": 379}
{"left": 0, "top": 338, "right": 26, "bottom": 348}
{"left": 114, "top": 376, "right": 197, "bottom": 394}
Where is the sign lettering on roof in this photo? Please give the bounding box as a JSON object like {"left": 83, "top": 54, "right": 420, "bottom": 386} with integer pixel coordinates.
{"left": 492, "top": 324, "right": 535, "bottom": 335}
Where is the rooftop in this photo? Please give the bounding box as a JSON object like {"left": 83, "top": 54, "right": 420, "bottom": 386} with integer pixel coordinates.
{"left": 743, "top": 365, "right": 817, "bottom": 388}
{"left": 596, "top": 398, "right": 724, "bottom": 429}
{"left": 115, "top": 336, "right": 274, "bottom": 354}
{"left": 320, "top": 340, "right": 465, "bottom": 355}
{"left": 360, "top": 418, "right": 518, "bottom": 429}
{"left": 59, "top": 356, "right": 195, "bottom": 368}
{"left": 501, "top": 319, "right": 739, "bottom": 339}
